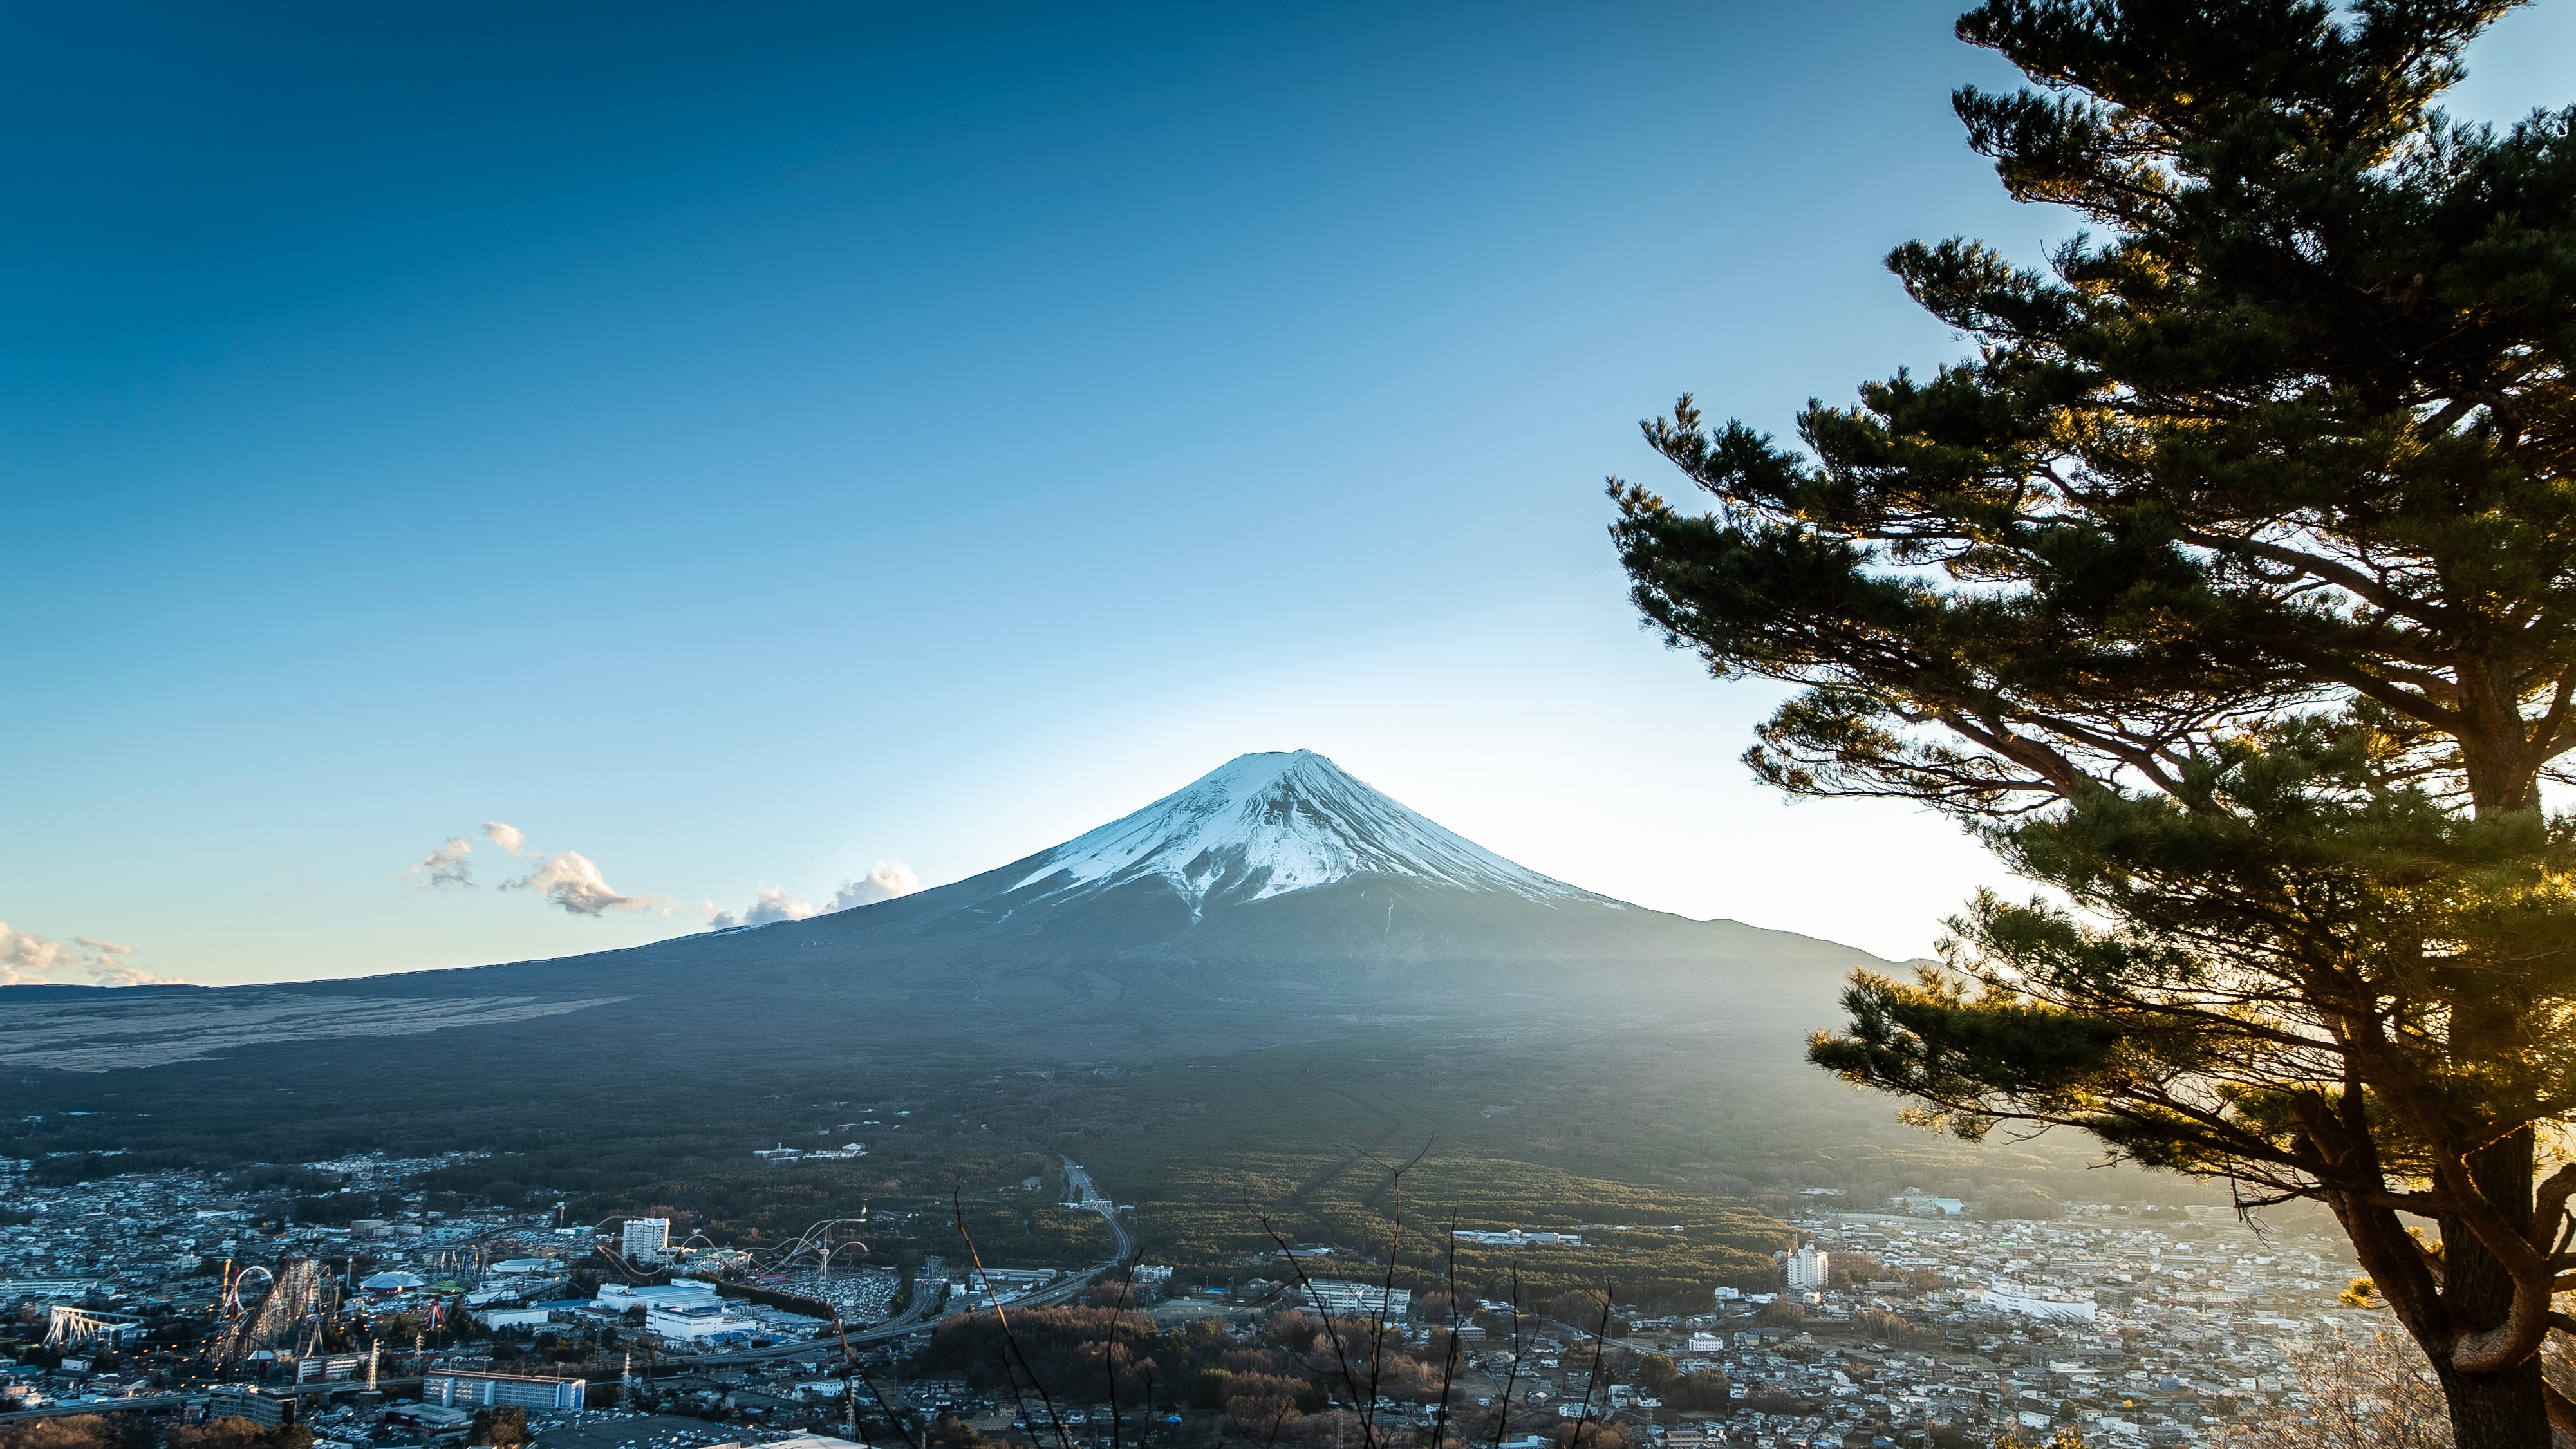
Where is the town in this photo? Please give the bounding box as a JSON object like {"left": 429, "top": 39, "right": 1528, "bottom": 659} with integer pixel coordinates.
{"left": 1, "top": 1153, "right": 2384, "bottom": 1449}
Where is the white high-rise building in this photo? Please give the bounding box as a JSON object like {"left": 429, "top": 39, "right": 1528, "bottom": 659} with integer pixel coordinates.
{"left": 622, "top": 1217, "right": 671, "bottom": 1264}
{"left": 1784, "top": 1244, "right": 1829, "bottom": 1293}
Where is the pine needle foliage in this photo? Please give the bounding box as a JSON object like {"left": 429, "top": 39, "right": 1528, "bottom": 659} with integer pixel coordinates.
{"left": 1605, "top": 3, "right": 2576, "bottom": 1444}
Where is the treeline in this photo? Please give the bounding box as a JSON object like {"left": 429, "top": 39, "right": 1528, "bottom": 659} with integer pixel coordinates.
{"left": 26, "top": 1150, "right": 208, "bottom": 1187}
{"left": 917, "top": 1305, "right": 1175, "bottom": 1405}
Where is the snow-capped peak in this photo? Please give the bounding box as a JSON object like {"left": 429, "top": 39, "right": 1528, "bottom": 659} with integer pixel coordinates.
{"left": 1011, "top": 750, "right": 1596, "bottom": 908}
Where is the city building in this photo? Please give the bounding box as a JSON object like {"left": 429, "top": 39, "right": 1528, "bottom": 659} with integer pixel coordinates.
{"left": 0, "top": 1148, "right": 2396, "bottom": 1448}
{"left": 1784, "top": 1244, "right": 1830, "bottom": 1292}
{"left": 477, "top": 1307, "right": 554, "bottom": 1330}
{"left": 292, "top": 1356, "right": 366, "bottom": 1385}
{"left": 423, "top": 1370, "right": 588, "bottom": 1411}
{"left": 963, "top": 1268, "right": 1057, "bottom": 1296}
{"left": 1979, "top": 1282, "right": 2099, "bottom": 1322}
{"left": 596, "top": 1279, "right": 723, "bottom": 1314}
{"left": 1450, "top": 1229, "right": 1583, "bottom": 1248}
{"left": 1298, "top": 1279, "right": 1410, "bottom": 1320}
{"left": 621, "top": 1218, "right": 671, "bottom": 1264}
{"left": 204, "top": 1388, "right": 292, "bottom": 1428}
{"left": 644, "top": 1300, "right": 758, "bottom": 1341}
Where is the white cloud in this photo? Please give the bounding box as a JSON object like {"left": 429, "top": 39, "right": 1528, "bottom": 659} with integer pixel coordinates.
{"left": 706, "top": 885, "right": 821, "bottom": 930}
{"left": 502, "top": 850, "right": 670, "bottom": 917}
{"left": 1, "top": 925, "right": 75, "bottom": 982}
{"left": 832, "top": 861, "right": 922, "bottom": 910}
{"left": 1, "top": 923, "right": 182, "bottom": 987}
{"left": 410, "top": 821, "right": 671, "bottom": 919}
{"left": 421, "top": 821, "right": 908, "bottom": 930}
{"left": 412, "top": 836, "right": 474, "bottom": 888}
{"left": 705, "top": 863, "right": 919, "bottom": 932}
{"left": 744, "top": 885, "right": 821, "bottom": 925}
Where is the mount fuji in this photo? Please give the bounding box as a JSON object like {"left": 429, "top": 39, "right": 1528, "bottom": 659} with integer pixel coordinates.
{"left": 652, "top": 748, "right": 1869, "bottom": 990}
{"left": 0, "top": 751, "right": 1943, "bottom": 1231}
{"left": 8, "top": 749, "right": 1891, "bottom": 1071}
{"left": 1002, "top": 750, "right": 1596, "bottom": 911}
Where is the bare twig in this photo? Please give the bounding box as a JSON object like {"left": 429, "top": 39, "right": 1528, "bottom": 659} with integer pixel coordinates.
{"left": 1255, "top": 1206, "right": 1376, "bottom": 1446}
{"left": 1488, "top": 1260, "right": 1525, "bottom": 1449}
{"left": 953, "top": 1188, "right": 1073, "bottom": 1449}
{"left": 1106, "top": 1244, "right": 1146, "bottom": 1449}
{"left": 1428, "top": 1213, "right": 1462, "bottom": 1449}
{"left": 1362, "top": 1144, "right": 1432, "bottom": 1441}
{"left": 1569, "top": 1282, "right": 1616, "bottom": 1449}
{"left": 830, "top": 1310, "right": 915, "bottom": 1449}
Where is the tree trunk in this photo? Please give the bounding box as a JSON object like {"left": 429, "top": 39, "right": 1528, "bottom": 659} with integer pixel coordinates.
{"left": 2437, "top": 1132, "right": 2550, "bottom": 1448}
{"left": 2440, "top": 1360, "right": 2553, "bottom": 1449}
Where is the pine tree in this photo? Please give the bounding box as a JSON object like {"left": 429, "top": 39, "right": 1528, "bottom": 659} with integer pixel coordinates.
{"left": 1606, "top": 3, "right": 2576, "bottom": 1443}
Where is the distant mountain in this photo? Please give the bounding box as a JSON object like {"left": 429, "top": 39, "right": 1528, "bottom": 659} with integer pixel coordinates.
{"left": 0, "top": 982, "right": 207, "bottom": 1001}
{"left": 709, "top": 749, "right": 1863, "bottom": 973}
{"left": 13, "top": 750, "right": 1890, "bottom": 1071}
{"left": 991, "top": 749, "right": 1601, "bottom": 910}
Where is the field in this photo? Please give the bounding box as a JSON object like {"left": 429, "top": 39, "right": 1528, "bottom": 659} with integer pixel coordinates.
{"left": 1134, "top": 1149, "right": 1796, "bottom": 1309}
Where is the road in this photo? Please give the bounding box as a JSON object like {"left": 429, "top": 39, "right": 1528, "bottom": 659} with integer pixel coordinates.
{"left": 1058, "top": 1157, "right": 1134, "bottom": 1264}
{"left": 971, "top": 1158, "right": 1130, "bottom": 1314}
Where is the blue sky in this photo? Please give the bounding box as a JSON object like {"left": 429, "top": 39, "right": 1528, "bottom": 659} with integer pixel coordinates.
{"left": 9, "top": 1, "right": 2573, "bottom": 987}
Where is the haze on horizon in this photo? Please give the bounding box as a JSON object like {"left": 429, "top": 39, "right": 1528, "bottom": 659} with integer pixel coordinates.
{"left": 8, "top": 1, "right": 2573, "bottom": 989}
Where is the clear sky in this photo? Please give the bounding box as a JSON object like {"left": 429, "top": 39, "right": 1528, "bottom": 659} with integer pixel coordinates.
{"left": 8, "top": 2, "right": 2572, "bottom": 987}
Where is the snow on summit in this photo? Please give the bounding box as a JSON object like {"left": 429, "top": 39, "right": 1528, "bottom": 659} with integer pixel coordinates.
{"left": 1013, "top": 749, "right": 1598, "bottom": 908}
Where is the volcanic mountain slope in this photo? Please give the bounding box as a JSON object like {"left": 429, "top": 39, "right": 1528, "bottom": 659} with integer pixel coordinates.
{"left": 708, "top": 749, "right": 1860, "bottom": 968}
{"left": 485, "top": 749, "right": 1885, "bottom": 1039}
{"left": 995, "top": 748, "right": 1603, "bottom": 910}
{"left": 6, "top": 750, "right": 1895, "bottom": 1071}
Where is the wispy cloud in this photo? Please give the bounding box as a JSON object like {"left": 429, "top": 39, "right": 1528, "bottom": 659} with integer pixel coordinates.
{"left": 412, "top": 836, "right": 475, "bottom": 888}
{"left": 502, "top": 850, "right": 671, "bottom": 917}
{"left": 1, "top": 923, "right": 182, "bottom": 987}
{"left": 706, "top": 861, "right": 921, "bottom": 931}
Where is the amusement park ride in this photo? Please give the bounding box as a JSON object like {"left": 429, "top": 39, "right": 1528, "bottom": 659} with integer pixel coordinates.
{"left": 767, "top": 1215, "right": 872, "bottom": 1276}
{"left": 599, "top": 1207, "right": 873, "bottom": 1282}
{"left": 182, "top": 1206, "right": 899, "bottom": 1388}
{"left": 210, "top": 1256, "right": 332, "bottom": 1367}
